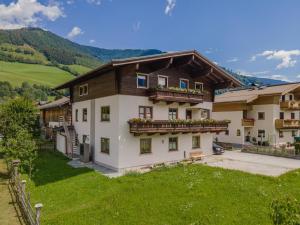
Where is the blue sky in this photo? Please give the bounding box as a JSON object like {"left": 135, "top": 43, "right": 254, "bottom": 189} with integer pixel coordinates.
{"left": 1, "top": 0, "right": 300, "bottom": 82}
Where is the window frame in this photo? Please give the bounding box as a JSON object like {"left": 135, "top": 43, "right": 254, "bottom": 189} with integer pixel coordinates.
{"left": 75, "top": 109, "right": 78, "bottom": 122}
{"left": 169, "top": 137, "right": 178, "bottom": 151}
{"left": 139, "top": 106, "right": 153, "bottom": 119}
{"left": 192, "top": 136, "right": 201, "bottom": 149}
{"left": 279, "top": 131, "right": 284, "bottom": 138}
{"left": 186, "top": 109, "right": 192, "bottom": 120}
{"left": 82, "top": 108, "right": 87, "bottom": 122}
{"left": 280, "top": 112, "right": 284, "bottom": 120}
{"left": 195, "top": 82, "right": 204, "bottom": 92}
{"left": 291, "top": 112, "right": 295, "bottom": 120}
{"left": 179, "top": 78, "right": 189, "bottom": 89}
{"left": 237, "top": 129, "right": 241, "bottom": 136}
{"left": 225, "top": 130, "right": 229, "bottom": 135}
{"left": 140, "top": 138, "right": 152, "bottom": 154}
{"left": 101, "top": 106, "right": 110, "bottom": 122}
{"left": 258, "top": 129, "right": 266, "bottom": 138}
{"left": 137, "top": 73, "right": 149, "bottom": 89}
{"left": 258, "top": 112, "right": 265, "bottom": 120}
{"left": 79, "top": 84, "right": 88, "bottom": 96}
{"left": 100, "top": 137, "right": 110, "bottom": 154}
{"left": 168, "top": 108, "right": 178, "bottom": 120}
{"left": 292, "top": 130, "right": 297, "bottom": 137}
{"left": 157, "top": 75, "right": 168, "bottom": 88}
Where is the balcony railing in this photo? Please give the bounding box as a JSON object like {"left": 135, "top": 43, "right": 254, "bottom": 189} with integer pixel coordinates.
{"left": 128, "top": 119, "right": 230, "bottom": 135}
{"left": 241, "top": 118, "right": 255, "bottom": 127}
{"left": 280, "top": 101, "right": 300, "bottom": 110}
{"left": 148, "top": 87, "right": 204, "bottom": 105}
{"left": 275, "top": 119, "right": 300, "bottom": 129}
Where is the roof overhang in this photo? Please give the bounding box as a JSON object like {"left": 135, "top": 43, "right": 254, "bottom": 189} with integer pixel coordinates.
{"left": 54, "top": 50, "right": 243, "bottom": 90}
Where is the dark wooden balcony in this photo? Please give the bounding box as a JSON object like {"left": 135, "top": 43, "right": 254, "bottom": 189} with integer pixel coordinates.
{"left": 128, "top": 119, "right": 229, "bottom": 135}
{"left": 275, "top": 119, "right": 300, "bottom": 129}
{"left": 280, "top": 101, "right": 300, "bottom": 110}
{"left": 148, "top": 88, "right": 204, "bottom": 105}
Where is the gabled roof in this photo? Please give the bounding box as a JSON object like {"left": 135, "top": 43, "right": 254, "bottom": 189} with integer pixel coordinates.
{"left": 215, "top": 83, "right": 300, "bottom": 104}
{"left": 54, "top": 50, "right": 242, "bottom": 90}
{"left": 38, "top": 97, "right": 70, "bottom": 110}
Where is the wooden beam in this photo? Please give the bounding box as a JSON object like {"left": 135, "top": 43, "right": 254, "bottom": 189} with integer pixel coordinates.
{"left": 135, "top": 63, "right": 139, "bottom": 71}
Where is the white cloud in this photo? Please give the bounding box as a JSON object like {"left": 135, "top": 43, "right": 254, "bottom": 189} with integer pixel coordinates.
{"left": 165, "top": 0, "right": 176, "bottom": 16}
{"left": 0, "top": 0, "right": 64, "bottom": 29}
{"left": 227, "top": 57, "right": 238, "bottom": 63}
{"left": 89, "top": 39, "right": 95, "bottom": 44}
{"left": 251, "top": 50, "right": 300, "bottom": 69}
{"left": 67, "top": 26, "right": 83, "bottom": 39}
{"left": 67, "top": 0, "right": 75, "bottom": 4}
{"left": 132, "top": 21, "right": 141, "bottom": 32}
{"left": 269, "top": 74, "right": 293, "bottom": 82}
{"left": 236, "top": 69, "right": 269, "bottom": 77}
{"left": 87, "top": 0, "right": 101, "bottom": 5}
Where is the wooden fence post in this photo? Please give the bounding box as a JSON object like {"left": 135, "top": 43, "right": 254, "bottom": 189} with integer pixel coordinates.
{"left": 35, "top": 203, "right": 43, "bottom": 225}
{"left": 21, "top": 180, "right": 26, "bottom": 193}
{"left": 12, "top": 159, "right": 20, "bottom": 177}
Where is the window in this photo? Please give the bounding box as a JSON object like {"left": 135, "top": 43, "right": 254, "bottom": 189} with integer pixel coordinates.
{"left": 225, "top": 130, "right": 229, "bottom": 135}
{"left": 195, "top": 82, "right": 203, "bottom": 92}
{"left": 101, "top": 106, "right": 110, "bottom": 121}
{"left": 186, "top": 110, "right": 192, "bottom": 120}
{"left": 75, "top": 109, "right": 78, "bottom": 122}
{"left": 82, "top": 135, "right": 88, "bottom": 143}
{"left": 281, "top": 95, "right": 286, "bottom": 101}
{"left": 280, "top": 112, "right": 284, "bottom": 120}
{"left": 289, "top": 94, "right": 293, "bottom": 101}
{"left": 158, "top": 75, "right": 168, "bottom": 88}
{"left": 192, "top": 136, "right": 200, "bottom": 149}
{"left": 258, "top": 130, "right": 265, "bottom": 138}
{"left": 101, "top": 138, "right": 110, "bottom": 154}
{"left": 279, "top": 131, "right": 284, "bottom": 138}
{"left": 180, "top": 79, "right": 189, "bottom": 89}
{"left": 140, "top": 138, "right": 151, "bottom": 154}
{"left": 79, "top": 84, "right": 88, "bottom": 96}
{"left": 291, "top": 112, "right": 295, "bottom": 120}
{"left": 258, "top": 112, "right": 265, "bottom": 120}
{"left": 292, "top": 130, "right": 297, "bottom": 137}
{"left": 169, "top": 137, "right": 178, "bottom": 151}
{"left": 237, "top": 129, "right": 241, "bottom": 136}
{"left": 201, "top": 109, "right": 210, "bottom": 119}
{"left": 137, "top": 74, "right": 148, "bottom": 88}
{"left": 139, "top": 106, "right": 152, "bottom": 119}
{"left": 82, "top": 108, "right": 87, "bottom": 122}
{"left": 168, "top": 108, "right": 178, "bottom": 120}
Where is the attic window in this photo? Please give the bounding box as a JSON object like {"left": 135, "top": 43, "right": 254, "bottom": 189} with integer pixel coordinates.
{"left": 195, "top": 82, "right": 203, "bottom": 92}
{"left": 79, "top": 84, "right": 88, "bottom": 96}
{"left": 137, "top": 73, "right": 149, "bottom": 89}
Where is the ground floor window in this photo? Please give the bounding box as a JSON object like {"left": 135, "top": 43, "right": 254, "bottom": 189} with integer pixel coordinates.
{"left": 279, "top": 131, "right": 284, "bottom": 138}
{"left": 225, "top": 130, "right": 229, "bottom": 135}
{"left": 140, "top": 138, "right": 151, "bottom": 154}
{"left": 101, "top": 138, "right": 110, "bottom": 154}
{"left": 169, "top": 137, "right": 178, "bottom": 151}
{"left": 236, "top": 129, "right": 241, "bottom": 136}
{"left": 258, "top": 130, "right": 265, "bottom": 138}
{"left": 192, "top": 136, "right": 200, "bottom": 149}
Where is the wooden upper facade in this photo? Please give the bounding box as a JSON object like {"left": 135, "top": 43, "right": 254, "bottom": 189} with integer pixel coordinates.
{"left": 55, "top": 50, "right": 242, "bottom": 103}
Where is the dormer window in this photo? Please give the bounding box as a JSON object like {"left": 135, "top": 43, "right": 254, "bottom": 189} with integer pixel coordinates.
{"left": 195, "top": 82, "right": 203, "bottom": 92}
{"left": 180, "top": 79, "right": 189, "bottom": 89}
{"left": 289, "top": 94, "right": 293, "bottom": 101}
{"left": 79, "top": 84, "right": 88, "bottom": 96}
{"left": 158, "top": 75, "right": 168, "bottom": 88}
{"left": 137, "top": 73, "right": 148, "bottom": 89}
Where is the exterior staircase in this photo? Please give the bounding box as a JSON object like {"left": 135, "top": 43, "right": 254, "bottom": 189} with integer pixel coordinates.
{"left": 59, "top": 116, "right": 79, "bottom": 158}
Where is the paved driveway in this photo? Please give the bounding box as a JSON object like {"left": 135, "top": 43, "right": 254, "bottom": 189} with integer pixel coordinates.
{"left": 200, "top": 151, "right": 300, "bottom": 176}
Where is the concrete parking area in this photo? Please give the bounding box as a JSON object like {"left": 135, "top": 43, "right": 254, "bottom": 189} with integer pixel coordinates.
{"left": 200, "top": 150, "right": 300, "bottom": 176}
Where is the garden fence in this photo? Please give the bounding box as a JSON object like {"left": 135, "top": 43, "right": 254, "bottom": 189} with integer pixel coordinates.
{"left": 9, "top": 160, "right": 43, "bottom": 225}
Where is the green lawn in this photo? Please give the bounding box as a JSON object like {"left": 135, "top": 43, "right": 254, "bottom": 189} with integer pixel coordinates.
{"left": 23, "top": 150, "right": 300, "bottom": 225}
{"left": 0, "top": 61, "right": 74, "bottom": 87}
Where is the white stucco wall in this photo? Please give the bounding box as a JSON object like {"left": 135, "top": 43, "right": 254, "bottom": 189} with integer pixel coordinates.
{"left": 212, "top": 111, "right": 244, "bottom": 144}
{"left": 56, "top": 133, "right": 66, "bottom": 154}
{"left": 117, "top": 95, "right": 213, "bottom": 169}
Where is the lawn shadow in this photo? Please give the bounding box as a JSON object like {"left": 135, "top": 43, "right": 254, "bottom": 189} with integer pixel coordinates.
{"left": 30, "top": 150, "right": 92, "bottom": 186}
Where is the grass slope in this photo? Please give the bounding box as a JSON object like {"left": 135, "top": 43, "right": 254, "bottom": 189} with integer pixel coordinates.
{"left": 0, "top": 61, "right": 74, "bottom": 87}
{"left": 23, "top": 150, "right": 300, "bottom": 225}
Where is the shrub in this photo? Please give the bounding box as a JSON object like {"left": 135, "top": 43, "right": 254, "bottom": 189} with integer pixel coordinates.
{"left": 270, "top": 196, "right": 300, "bottom": 225}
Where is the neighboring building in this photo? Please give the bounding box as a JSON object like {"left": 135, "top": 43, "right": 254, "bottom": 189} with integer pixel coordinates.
{"left": 39, "top": 97, "right": 75, "bottom": 155}
{"left": 213, "top": 83, "right": 300, "bottom": 146}
{"left": 55, "top": 50, "right": 241, "bottom": 171}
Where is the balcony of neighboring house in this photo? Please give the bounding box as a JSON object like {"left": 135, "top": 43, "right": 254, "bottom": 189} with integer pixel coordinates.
{"left": 280, "top": 101, "right": 300, "bottom": 110}
{"left": 241, "top": 118, "right": 255, "bottom": 127}
{"left": 275, "top": 119, "right": 300, "bottom": 129}
{"left": 128, "top": 119, "right": 230, "bottom": 136}
{"left": 148, "top": 87, "right": 204, "bottom": 106}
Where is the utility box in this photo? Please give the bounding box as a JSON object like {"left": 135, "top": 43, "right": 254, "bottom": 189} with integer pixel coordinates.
{"left": 80, "top": 143, "right": 90, "bottom": 163}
